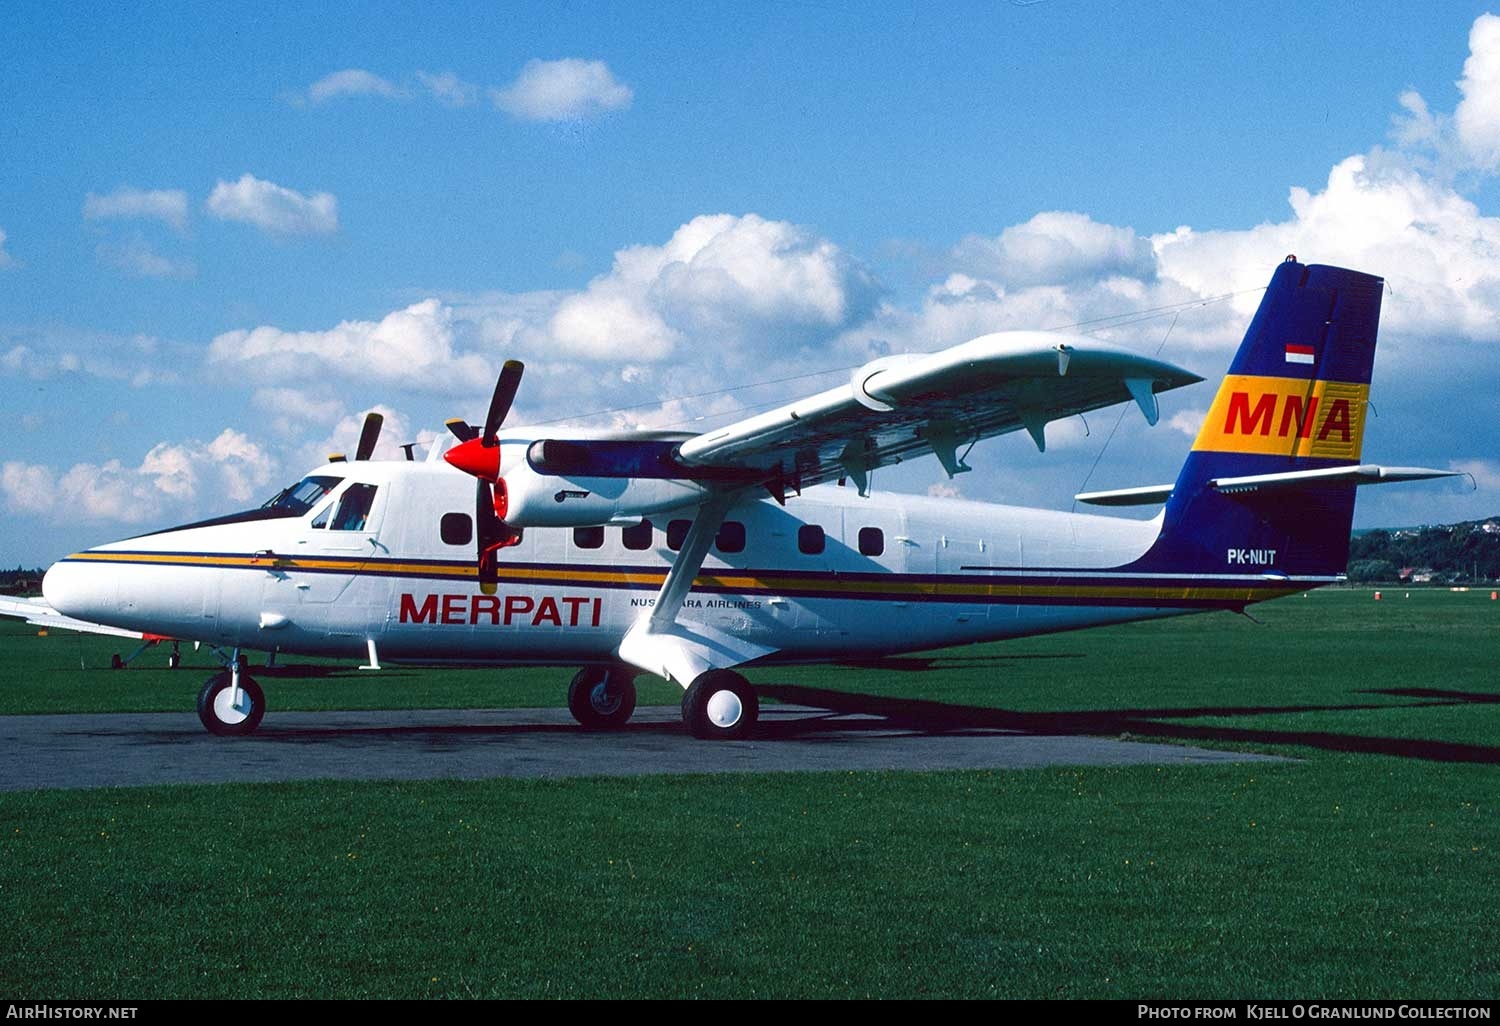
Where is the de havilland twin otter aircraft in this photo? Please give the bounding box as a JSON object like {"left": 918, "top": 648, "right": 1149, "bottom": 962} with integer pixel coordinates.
{"left": 12, "top": 258, "right": 1459, "bottom": 740}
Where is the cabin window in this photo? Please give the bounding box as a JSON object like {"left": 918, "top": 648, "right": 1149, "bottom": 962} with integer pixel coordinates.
{"left": 331, "top": 483, "right": 378, "bottom": 531}
{"left": 667, "top": 519, "right": 692, "bottom": 551}
{"left": 310, "top": 502, "right": 334, "bottom": 529}
{"left": 858, "top": 526, "right": 884, "bottom": 557}
{"left": 573, "top": 526, "right": 604, "bottom": 550}
{"left": 798, "top": 524, "right": 825, "bottom": 555}
{"left": 440, "top": 513, "right": 472, "bottom": 546}
{"left": 621, "top": 520, "right": 653, "bottom": 551}
{"left": 715, "top": 521, "right": 746, "bottom": 553}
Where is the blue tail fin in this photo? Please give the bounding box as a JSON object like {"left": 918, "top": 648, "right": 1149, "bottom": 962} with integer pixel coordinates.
{"left": 1137, "top": 257, "right": 1383, "bottom": 577}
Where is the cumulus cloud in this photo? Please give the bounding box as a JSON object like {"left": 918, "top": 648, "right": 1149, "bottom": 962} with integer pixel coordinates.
{"left": 209, "top": 298, "right": 491, "bottom": 391}
{"left": 0, "top": 228, "right": 15, "bottom": 269}
{"left": 2, "top": 430, "right": 276, "bottom": 524}
{"left": 1453, "top": 14, "right": 1500, "bottom": 170}
{"left": 1166, "top": 408, "right": 1207, "bottom": 439}
{"left": 0, "top": 330, "right": 181, "bottom": 386}
{"left": 206, "top": 174, "right": 338, "bottom": 236}
{"left": 491, "top": 58, "right": 632, "bottom": 121}
{"left": 952, "top": 211, "right": 1157, "bottom": 288}
{"left": 306, "top": 68, "right": 406, "bottom": 104}
{"left": 252, "top": 387, "right": 345, "bottom": 437}
{"left": 95, "top": 238, "right": 193, "bottom": 279}
{"left": 1, "top": 344, "right": 31, "bottom": 373}
{"left": 417, "top": 70, "right": 479, "bottom": 107}
{"left": 187, "top": 213, "right": 878, "bottom": 466}
{"left": 1, "top": 462, "right": 53, "bottom": 515}
{"left": 1152, "top": 153, "right": 1500, "bottom": 345}
{"left": 297, "top": 68, "right": 485, "bottom": 108}
{"left": 546, "top": 213, "right": 877, "bottom": 363}
{"left": 83, "top": 186, "right": 189, "bottom": 230}
{"left": 1449, "top": 457, "right": 1500, "bottom": 490}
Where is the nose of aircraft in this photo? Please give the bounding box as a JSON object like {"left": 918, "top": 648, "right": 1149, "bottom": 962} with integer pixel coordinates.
{"left": 42, "top": 556, "right": 112, "bottom": 621}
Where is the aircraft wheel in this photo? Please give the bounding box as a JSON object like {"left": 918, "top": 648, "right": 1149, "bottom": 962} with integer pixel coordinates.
{"left": 682, "top": 670, "right": 758, "bottom": 741}
{"left": 110, "top": 653, "right": 123, "bottom": 670}
{"left": 167, "top": 652, "right": 181, "bottom": 670}
{"left": 567, "top": 665, "right": 637, "bottom": 729}
{"left": 196, "top": 670, "right": 266, "bottom": 737}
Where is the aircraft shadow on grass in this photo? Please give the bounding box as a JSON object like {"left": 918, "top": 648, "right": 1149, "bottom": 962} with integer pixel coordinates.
{"left": 750, "top": 684, "right": 1500, "bottom": 765}
{"left": 242, "top": 679, "right": 1499, "bottom": 766}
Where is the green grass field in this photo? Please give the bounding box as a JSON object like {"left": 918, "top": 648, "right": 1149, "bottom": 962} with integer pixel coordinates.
{"left": 0, "top": 589, "right": 1495, "bottom": 998}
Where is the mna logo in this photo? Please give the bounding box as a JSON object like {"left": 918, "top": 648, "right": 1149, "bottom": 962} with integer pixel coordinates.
{"left": 1195, "top": 374, "right": 1368, "bottom": 459}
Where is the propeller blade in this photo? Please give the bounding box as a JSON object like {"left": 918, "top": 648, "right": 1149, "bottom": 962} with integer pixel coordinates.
{"left": 482, "top": 360, "right": 525, "bottom": 448}
{"left": 476, "top": 481, "right": 500, "bottom": 593}
{"left": 474, "top": 477, "right": 519, "bottom": 594}
{"left": 444, "top": 418, "right": 478, "bottom": 442}
{"left": 354, "top": 412, "right": 384, "bottom": 461}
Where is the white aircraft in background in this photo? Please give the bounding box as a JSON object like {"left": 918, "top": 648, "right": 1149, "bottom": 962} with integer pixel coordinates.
{"left": 10, "top": 258, "right": 1459, "bottom": 740}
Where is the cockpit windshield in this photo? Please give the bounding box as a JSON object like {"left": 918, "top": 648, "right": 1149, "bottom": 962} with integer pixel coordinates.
{"left": 129, "top": 474, "right": 349, "bottom": 539}
{"left": 260, "top": 476, "right": 344, "bottom": 517}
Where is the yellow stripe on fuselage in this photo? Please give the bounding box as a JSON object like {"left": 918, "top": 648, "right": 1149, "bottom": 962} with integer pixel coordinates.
{"left": 62, "top": 551, "right": 1297, "bottom": 604}
{"left": 1193, "top": 374, "right": 1369, "bottom": 459}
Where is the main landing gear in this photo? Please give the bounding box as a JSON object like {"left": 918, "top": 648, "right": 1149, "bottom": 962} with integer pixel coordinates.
{"left": 196, "top": 648, "right": 266, "bottom": 736}
{"left": 564, "top": 665, "right": 760, "bottom": 740}
{"left": 681, "top": 669, "right": 758, "bottom": 741}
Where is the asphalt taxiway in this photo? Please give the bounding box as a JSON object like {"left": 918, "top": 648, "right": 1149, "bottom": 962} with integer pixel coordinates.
{"left": 0, "top": 704, "right": 1285, "bottom": 791}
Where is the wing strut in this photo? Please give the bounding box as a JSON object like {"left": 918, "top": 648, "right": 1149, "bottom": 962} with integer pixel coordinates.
{"left": 616, "top": 491, "right": 778, "bottom": 686}
{"left": 648, "top": 493, "right": 733, "bottom": 633}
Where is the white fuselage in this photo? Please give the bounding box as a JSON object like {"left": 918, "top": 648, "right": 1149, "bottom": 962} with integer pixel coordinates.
{"left": 41, "top": 459, "right": 1288, "bottom": 669}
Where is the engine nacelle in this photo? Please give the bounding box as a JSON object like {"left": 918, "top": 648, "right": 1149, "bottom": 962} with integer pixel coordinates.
{"left": 501, "top": 460, "right": 713, "bottom": 527}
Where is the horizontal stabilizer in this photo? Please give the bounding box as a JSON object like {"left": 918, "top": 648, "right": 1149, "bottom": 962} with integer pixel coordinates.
{"left": 1074, "top": 484, "right": 1175, "bottom": 507}
{"left": 1077, "top": 464, "right": 1462, "bottom": 506}
{"left": 1207, "top": 464, "right": 1464, "bottom": 494}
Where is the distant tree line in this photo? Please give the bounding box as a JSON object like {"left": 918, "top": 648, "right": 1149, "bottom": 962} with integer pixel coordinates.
{"left": 1, "top": 566, "right": 47, "bottom": 596}
{"left": 1347, "top": 517, "right": 1500, "bottom": 584}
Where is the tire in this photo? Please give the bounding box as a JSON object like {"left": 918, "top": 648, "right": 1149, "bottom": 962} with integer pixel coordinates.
{"left": 196, "top": 670, "right": 266, "bottom": 737}
{"left": 110, "top": 653, "right": 123, "bottom": 670}
{"left": 167, "top": 652, "right": 181, "bottom": 670}
{"left": 567, "top": 665, "right": 637, "bottom": 730}
{"left": 681, "top": 670, "right": 758, "bottom": 741}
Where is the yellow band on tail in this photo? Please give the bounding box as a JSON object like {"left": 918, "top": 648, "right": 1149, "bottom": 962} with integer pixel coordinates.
{"left": 1192, "top": 374, "right": 1369, "bottom": 460}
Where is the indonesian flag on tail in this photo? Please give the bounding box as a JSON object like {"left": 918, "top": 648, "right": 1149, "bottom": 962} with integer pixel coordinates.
{"left": 1284, "top": 343, "right": 1315, "bottom": 366}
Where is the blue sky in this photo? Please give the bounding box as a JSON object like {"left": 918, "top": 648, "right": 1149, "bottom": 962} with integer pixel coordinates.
{"left": 3, "top": 2, "right": 1498, "bottom": 565}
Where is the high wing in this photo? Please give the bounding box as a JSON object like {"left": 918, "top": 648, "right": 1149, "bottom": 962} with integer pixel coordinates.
{"left": 676, "top": 330, "right": 1201, "bottom": 493}
{"left": 0, "top": 595, "right": 150, "bottom": 640}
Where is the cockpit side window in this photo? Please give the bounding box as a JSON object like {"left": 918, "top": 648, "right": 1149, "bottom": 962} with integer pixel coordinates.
{"left": 331, "top": 483, "right": 378, "bottom": 531}
{"left": 310, "top": 501, "right": 334, "bottom": 529}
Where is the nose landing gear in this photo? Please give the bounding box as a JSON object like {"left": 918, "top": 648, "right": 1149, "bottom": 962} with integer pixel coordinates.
{"left": 567, "top": 665, "right": 638, "bottom": 729}
{"left": 196, "top": 648, "right": 266, "bottom": 736}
